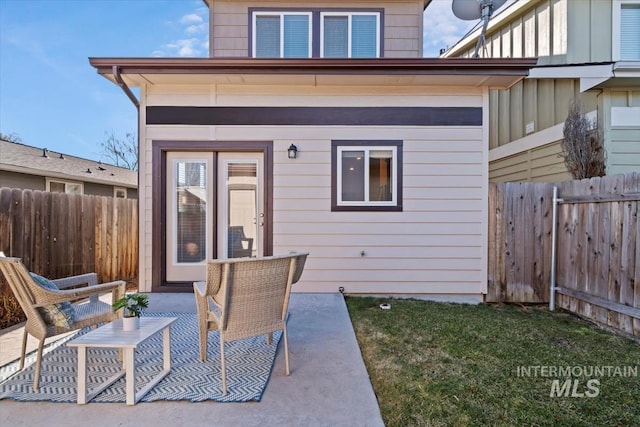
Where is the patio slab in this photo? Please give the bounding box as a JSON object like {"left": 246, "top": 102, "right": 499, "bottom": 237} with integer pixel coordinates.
{"left": 0, "top": 293, "right": 384, "bottom": 427}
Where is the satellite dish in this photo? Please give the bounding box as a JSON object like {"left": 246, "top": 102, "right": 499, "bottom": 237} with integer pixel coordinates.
{"left": 452, "top": 0, "right": 482, "bottom": 20}
{"left": 451, "top": 0, "right": 508, "bottom": 58}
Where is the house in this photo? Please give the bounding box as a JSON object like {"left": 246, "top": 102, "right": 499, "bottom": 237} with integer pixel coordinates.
{"left": 0, "top": 139, "right": 138, "bottom": 198}
{"left": 89, "top": 0, "right": 535, "bottom": 299}
{"left": 441, "top": 0, "right": 640, "bottom": 182}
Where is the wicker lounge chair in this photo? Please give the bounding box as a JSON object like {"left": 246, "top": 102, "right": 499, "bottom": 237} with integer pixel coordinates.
{"left": 193, "top": 252, "right": 308, "bottom": 395}
{"left": 0, "top": 256, "right": 126, "bottom": 390}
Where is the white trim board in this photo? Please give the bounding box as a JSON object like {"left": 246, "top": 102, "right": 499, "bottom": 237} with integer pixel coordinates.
{"left": 527, "top": 64, "right": 614, "bottom": 92}
{"left": 611, "top": 107, "right": 640, "bottom": 126}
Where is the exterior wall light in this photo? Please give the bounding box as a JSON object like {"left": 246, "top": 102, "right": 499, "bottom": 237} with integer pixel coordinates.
{"left": 287, "top": 144, "right": 298, "bottom": 159}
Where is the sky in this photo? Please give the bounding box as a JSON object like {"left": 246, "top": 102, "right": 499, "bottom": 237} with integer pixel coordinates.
{"left": 0, "top": 0, "right": 478, "bottom": 162}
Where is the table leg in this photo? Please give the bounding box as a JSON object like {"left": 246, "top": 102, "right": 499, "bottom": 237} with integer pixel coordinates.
{"left": 163, "top": 326, "right": 171, "bottom": 371}
{"left": 124, "top": 348, "right": 135, "bottom": 405}
{"left": 77, "top": 346, "right": 87, "bottom": 404}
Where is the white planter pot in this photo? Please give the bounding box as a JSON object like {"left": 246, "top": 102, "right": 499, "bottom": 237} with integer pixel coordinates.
{"left": 122, "top": 316, "right": 140, "bottom": 331}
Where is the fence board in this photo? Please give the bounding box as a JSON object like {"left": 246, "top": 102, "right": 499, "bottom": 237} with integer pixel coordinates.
{"left": 608, "top": 175, "right": 625, "bottom": 332}
{"left": 488, "top": 172, "right": 639, "bottom": 337}
{"left": 487, "top": 183, "right": 499, "bottom": 301}
{"left": 0, "top": 188, "right": 137, "bottom": 283}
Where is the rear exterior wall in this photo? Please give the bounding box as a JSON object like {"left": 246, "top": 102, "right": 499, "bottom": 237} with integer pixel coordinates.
{"left": 137, "top": 83, "right": 489, "bottom": 299}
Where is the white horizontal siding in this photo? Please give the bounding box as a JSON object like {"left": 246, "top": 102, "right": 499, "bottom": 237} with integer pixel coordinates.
{"left": 296, "top": 282, "right": 483, "bottom": 294}
{"left": 275, "top": 233, "right": 482, "bottom": 247}
{"left": 274, "top": 221, "right": 482, "bottom": 236}
{"left": 274, "top": 210, "right": 482, "bottom": 223}
{"left": 297, "top": 245, "right": 482, "bottom": 258}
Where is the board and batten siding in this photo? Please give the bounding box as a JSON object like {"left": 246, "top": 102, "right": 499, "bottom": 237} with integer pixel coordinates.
{"left": 489, "top": 78, "right": 597, "bottom": 149}
{"left": 450, "top": 0, "right": 615, "bottom": 65}
{"left": 137, "top": 83, "right": 487, "bottom": 299}
{"left": 209, "top": 0, "right": 424, "bottom": 58}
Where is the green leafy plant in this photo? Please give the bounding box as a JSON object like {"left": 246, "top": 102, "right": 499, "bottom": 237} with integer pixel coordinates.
{"left": 112, "top": 293, "right": 149, "bottom": 318}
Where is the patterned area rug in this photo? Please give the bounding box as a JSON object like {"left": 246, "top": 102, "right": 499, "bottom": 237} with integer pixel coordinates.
{"left": 0, "top": 312, "right": 283, "bottom": 403}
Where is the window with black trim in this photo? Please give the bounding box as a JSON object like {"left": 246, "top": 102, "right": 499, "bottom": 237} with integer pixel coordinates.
{"left": 331, "top": 140, "right": 402, "bottom": 211}
{"left": 250, "top": 9, "right": 382, "bottom": 58}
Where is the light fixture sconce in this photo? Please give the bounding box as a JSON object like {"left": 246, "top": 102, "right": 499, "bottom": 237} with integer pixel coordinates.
{"left": 287, "top": 144, "right": 298, "bottom": 159}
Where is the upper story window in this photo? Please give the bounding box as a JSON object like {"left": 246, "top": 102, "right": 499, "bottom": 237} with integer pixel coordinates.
{"left": 47, "top": 178, "right": 83, "bottom": 195}
{"left": 614, "top": 0, "right": 640, "bottom": 60}
{"left": 331, "top": 140, "right": 402, "bottom": 212}
{"left": 321, "top": 12, "right": 380, "bottom": 58}
{"left": 250, "top": 9, "right": 382, "bottom": 58}
{"left": 252, "top": 12, "right": 312, "bottom": 58}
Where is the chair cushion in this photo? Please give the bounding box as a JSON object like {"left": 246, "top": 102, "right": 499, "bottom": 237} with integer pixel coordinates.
{"left": 30, "top": 273, "right": 77, "bottom": 328}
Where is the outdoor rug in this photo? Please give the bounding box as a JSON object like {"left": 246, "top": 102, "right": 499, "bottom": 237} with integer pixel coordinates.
{"left": 0, "top": 312, "right": 283, "bottom": 403}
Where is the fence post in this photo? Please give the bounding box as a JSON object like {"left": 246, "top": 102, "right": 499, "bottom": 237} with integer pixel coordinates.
{"left": 550, "top": 185, "right": 560, "bottom": 311}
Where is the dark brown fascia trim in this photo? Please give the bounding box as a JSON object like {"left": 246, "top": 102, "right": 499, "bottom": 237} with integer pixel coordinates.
{"left": 202, "top": 1, "right": 431, "bottom": 12}
{"left": 147, "top": 106, "right": 482, "bottom": 127}
{"left": 89, "top": 57, "right": 537, "bottom": 77}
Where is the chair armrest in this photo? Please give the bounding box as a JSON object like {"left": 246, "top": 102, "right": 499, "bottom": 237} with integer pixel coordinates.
{"left": 193, "top": 281, "right": 209, "bottom": 326}
{"left": 194, "top": 281, "right": 207, "bottom": 297}
{"left": 52, "top": 273, "right": 98, "bottom": 290}
{"left": 34, "top": 280, "right": 126, "bottom": 307}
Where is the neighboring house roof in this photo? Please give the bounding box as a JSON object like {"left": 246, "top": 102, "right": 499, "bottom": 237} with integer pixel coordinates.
{"left": 0, "top": 139, "right": 137, "bottom": 188}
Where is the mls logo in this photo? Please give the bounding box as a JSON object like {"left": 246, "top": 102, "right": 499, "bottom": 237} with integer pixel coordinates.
{"left": 550, "top": 379, "right": 600, "bottom": 398}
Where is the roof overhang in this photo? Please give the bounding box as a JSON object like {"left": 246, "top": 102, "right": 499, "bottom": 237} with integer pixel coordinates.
{"left": 89, "top": 57, "right": 537, "bottom": 90}
{"left": 528, "top": 62, "right": 640, "bottom": 91}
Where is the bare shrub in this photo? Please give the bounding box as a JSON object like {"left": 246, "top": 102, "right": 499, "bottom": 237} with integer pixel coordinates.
{"left": 561, "top": 100, "right": 606, "bottom": 179}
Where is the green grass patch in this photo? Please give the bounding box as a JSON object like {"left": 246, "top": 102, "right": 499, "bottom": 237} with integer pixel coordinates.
{"left": 345, "top": 297, "right": 639, "bottom": 427}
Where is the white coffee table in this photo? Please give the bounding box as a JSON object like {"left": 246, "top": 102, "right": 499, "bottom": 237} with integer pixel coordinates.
{"left": 67, "top": 316, "right": 177, "bottom": 405}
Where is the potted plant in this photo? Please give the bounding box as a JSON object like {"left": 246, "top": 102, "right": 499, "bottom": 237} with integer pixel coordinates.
{"left": 112, "top": 293, "right": 149, "bottom": 331}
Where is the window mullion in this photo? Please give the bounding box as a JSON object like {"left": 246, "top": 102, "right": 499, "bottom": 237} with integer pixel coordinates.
{"left": 363, "top": 148, "right": 370, "bottom": 202}
{"left": 391, "top": 147, "right": 397, "bottom": 203}
{"left": 280, "top": 14, "right": 285, "bottom": 58}
{"left": 347, "top": 14, "right": 353, "bottom": 58}
{"left": 376, "top": 14, "right": 381, "bottom": 57}
{"left": 337, "top": 148, "right": 344, "bottom": 203}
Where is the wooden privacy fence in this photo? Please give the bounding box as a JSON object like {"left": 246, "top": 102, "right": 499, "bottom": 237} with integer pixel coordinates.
{"left": 0, "top": 188, "right": 138, "bottom": 283}
{"left": 488, "top": 172, "right": 639, "bottom": 337}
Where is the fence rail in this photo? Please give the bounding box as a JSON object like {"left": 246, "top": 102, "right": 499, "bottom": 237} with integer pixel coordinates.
{"left": 488, "top": 172, "right": 640, "bottom": 337}
{"left": 0, "top": 188, "right": 138, "bottom": 282}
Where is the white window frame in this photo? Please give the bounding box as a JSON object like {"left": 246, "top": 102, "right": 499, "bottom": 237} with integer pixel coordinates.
{"left": 251, "top": 11, "right": 313, "bottom": 58}
{"left": 612, "top": 0, "right": 640, "bottom": 61}
{"left": 320, "top": 12, "right": 381, "bottom": 58}
{"left": 114, "top": 187, "right": 127, "bottom": 198}
{"left": 336, "top": 145, "right": 397, "bottom": 207}
{"left": 46, "top": 178, "right": 84, "bottom": 195}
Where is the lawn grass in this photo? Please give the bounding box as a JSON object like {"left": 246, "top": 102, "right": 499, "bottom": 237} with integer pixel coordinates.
{"left": 345, "top": 297, "right": 639, "bottom": 427}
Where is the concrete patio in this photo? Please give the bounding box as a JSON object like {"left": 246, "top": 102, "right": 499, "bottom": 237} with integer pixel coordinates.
{"left": 0, "top": 293, "right": 384, "bottom": 427}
